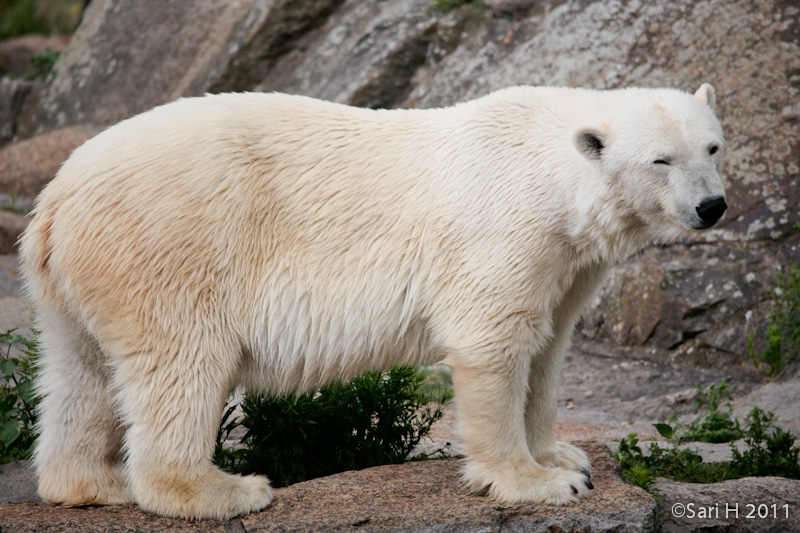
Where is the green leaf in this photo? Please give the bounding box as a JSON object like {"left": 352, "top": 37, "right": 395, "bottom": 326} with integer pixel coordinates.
{"left": 654, "top": 423, "right": 674, "bottom": 440}
{"left": 0, "top": 359, "right": 17, "bottom": 377}
{"left": 0, "top": 419, "right": 20, "bottom": 446}
{"left": 17, "top": 381, "right": 35, "bottom": 404}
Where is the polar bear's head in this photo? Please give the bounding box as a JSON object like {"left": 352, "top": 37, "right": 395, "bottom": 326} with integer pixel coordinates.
{"left": 574, "top": 84, "right": 726, "bottom": 241}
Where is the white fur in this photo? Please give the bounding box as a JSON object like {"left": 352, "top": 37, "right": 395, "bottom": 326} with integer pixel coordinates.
{"left": 19, "top": 85, "right": 725, "bottom": 519}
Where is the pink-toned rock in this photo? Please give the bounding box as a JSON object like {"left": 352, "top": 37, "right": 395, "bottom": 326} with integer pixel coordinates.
{"left": 245, "top": 440, "right": 655, "bottom": 532}
{"left": 0, "top": 126, "right": 94, "bottom": 200}
{"left": 0, "top": 442, "right": 657, "bottom": 532}
{"left": 0, "top": 503, "right": 235, "bottom": 533}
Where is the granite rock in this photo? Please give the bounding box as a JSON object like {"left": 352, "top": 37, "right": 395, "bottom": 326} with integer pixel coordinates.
{"left": 34, "top": 0, "right": 277, "bottom": 130}
{"left": 656, "top": 476, "right": 800, "bottom": 532}
{"left": 0, "top": 126, "right": 94, "bottom": 199}
{"left": 0, "top": 78, "right": 37, "bottom": 146}
{"left": 0, "top": 441, "right": 657, "bottom": 533}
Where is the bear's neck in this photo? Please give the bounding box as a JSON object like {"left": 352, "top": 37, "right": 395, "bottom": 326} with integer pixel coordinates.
{"left": 562, "top": 176, "right": 655, "bottom": 268}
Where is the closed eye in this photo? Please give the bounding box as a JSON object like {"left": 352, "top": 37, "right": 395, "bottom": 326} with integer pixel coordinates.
{"left": 653, "top": 159, "right": 670, "bottom": 165}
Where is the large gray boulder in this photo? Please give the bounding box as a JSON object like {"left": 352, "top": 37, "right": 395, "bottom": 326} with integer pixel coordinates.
{"left": 33, "top": 0, "right": 345, "bottom": 132}
{"left": 249, "top": 0, "right": 440, "bottom": 110}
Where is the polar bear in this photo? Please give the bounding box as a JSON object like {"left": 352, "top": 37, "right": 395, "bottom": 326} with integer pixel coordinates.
{"left": 20, "top": 84, "right": 726, "bottom": 520}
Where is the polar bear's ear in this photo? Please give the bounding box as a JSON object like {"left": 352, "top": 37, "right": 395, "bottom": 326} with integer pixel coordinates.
{"left": 574, "top": 128, "right": 606, "bottom": 161}
{"left": 694, "top": 83, "right": 716, "bottom": 110}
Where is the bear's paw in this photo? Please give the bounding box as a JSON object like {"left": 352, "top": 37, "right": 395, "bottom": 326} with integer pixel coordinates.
{"left": 463, "top": 459, "right": 592, "bottom": 505}
{"left": 534, "top": 441, "right": 592, "bottom": 478}
{"left": 38, "top": 464, "right": 134, "bottom": 507}
{"left": 133, "top": 469, "right": 274, "bottom": 520}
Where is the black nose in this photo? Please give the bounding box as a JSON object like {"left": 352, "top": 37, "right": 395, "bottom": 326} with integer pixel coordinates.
{"left": 696, "top": 196, "right": 727, "bottom": 226}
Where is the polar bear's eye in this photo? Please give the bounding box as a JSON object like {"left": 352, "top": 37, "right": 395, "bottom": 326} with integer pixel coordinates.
{"left": 653, "top": 159, "right": 670, "bottom": 166}
{"left": 708, "top": 145, "right": 719, "bottom": 155}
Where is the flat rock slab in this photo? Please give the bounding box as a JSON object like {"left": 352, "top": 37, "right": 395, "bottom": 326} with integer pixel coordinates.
{"left": 0, "top": 441, "right": 656, "bottom": 532}
{"left": 0, "top": 462, "right": 36, "bottom": 503}
{"left": 0, "top": 504, "right": 241, "bottom": 533}
{"left": 656, "top": 476, "right": 800, "bottom": 532}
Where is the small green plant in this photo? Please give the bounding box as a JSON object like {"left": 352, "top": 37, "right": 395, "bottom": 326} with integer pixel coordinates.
{"left": 2, "top": 191, "right": 21, "bottom": 214}
{"left": 616, "top": 426, "right": 719, "bottom": 486}
{"left": 625, "top": 463, "right": 658, "bottom": 495}
{"left": 431, "top": 0, "right": 482, "bottom": 12}
{"left": 614, "top": 402, "right": 800, "bottom": 495}
{"left": 215, "top": 365, "right": 449, "bottom": 487}
{"left": 615, "top": 433, "right": 656, "bottom": 492}
{"left": 729, "top": 406, "right": 800, "bottom": 479}
{"left": 748, "top": 263, "right": 800, "bottom": 380}
{"left": 0, "top": 329, "right": 39, "bottom": 464}
{"left": 23, "top": 48, "right": 60, "bottom": 82}
{"left": 678, "top": 379, "right": 742, "bottom": 443}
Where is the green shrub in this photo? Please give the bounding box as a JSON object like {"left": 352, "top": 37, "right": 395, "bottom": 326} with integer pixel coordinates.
{"left": 0, "top": 329, "right": 38, "bottom": 464}
{"left": 215, "top": 365, "right": 449, "bottom": 487}
{"left": 0, "top": 0, "right": 46, "bottom": 40}
{"left": 748, "top": 263, "right": 800, "bottom": 380}
{"left": 0, "top": 0, "right": 82, "bottom": 41}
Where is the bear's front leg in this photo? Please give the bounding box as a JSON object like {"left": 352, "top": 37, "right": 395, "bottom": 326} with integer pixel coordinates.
{"left": 450, "top": 351, "right": 591, "bottom": 505}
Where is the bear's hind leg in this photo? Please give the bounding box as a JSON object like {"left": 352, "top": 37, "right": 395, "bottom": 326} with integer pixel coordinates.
{"left": 34, "top": 305, "right": 131, "bottom": 506}
{"left": 525, "top": 348, "right": 591, "bottom": 479}
{"left": 525, "top": 361, "right": 594, "bottom": 480}
{"left": 524, "top": 271, "right": 599, "bottom": 481}
{"left": 116, "top": 336, "right": 273, "bottom": 520}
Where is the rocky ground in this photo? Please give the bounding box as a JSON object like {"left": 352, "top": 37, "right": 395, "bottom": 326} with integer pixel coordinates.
{"left": 1, "top": 0, "right": 799, "bottom": 530}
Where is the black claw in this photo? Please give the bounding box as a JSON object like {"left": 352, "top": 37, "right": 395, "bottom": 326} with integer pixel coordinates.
{"left": 580, "top": 467, "right": 592, "bottom": 480}
{"left": 570, "top": 485, "right": 578, "bottom": 495}
{"left": 586, "top": 480, "right": 594, "bottom": 490}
